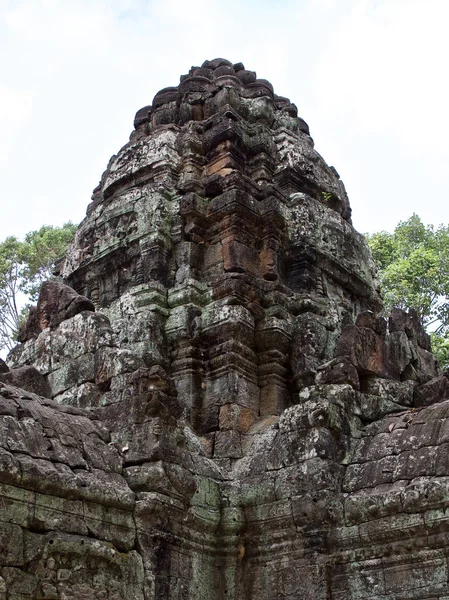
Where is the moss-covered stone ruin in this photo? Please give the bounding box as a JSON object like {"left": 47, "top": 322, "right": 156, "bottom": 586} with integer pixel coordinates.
{"left": 1, "top": 58, "right": 448, "bottom": 599}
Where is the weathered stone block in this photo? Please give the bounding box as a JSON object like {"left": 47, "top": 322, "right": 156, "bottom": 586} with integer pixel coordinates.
{"left": 34, "top": 493, "right": 87, "bottom": 536}
{"left": 83, "top": 501, "right": 135, "bottom": 551}
{"left": 2, "top": 567, "right": 37, "bottom": 596}
{"left": 387, "top": 330, "right": 414, "bottom": 379}
{"left": 0, "top": 365, "right": 51, "bottom": 397}
{"left": 362, "top": 377, "right": 415, "bottom": 405}
{"left": 359, "top": 393, "right": 406, "bottom": 421}
{"left": 214, "top": 430, "right": 242, "bottom": 458}
{"left": 414, "top": 375, "right": 449, "bottom": 407}
{"left": 259, "top": 383, "right": 287, "bottom": 416}
{"left": 19, "top": 281, "right": 95, "bottom": 342}
{"left": 219, "top": 403, "right": 257, "bottom": 433}
{"left": 355, "top": 310, "right": 387, "bottom": 335}
{"left": 416, "top": 345, "right": 439, "bottom": 382}
{"left": 223, "top": 240, "right": 259, "bottom": 275}
{"left": 0, "top": 522, "right": 24, "bottom": 566}
{"left": 316, "top": 356, "right": 360, "bottom": 389}
{"left": 47, "top": 352, "right": 95, "bottom": 396}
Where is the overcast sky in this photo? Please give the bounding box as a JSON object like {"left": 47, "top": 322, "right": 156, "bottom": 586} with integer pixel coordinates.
{"left": 1, "top": 0, "right": 448, "bottom": 242}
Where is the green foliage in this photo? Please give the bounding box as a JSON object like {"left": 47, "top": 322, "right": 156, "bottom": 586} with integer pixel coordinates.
{"left": 430, "top": 332, "right": 449, "bottom": 370}
{"left": 366, "top": 214, "right": 449, "bottom": 369}
{"left": 0, "top": 237, "right": 25, "bottom": 352}
{"left": 366, "top": 214, "right": 449, "bottom": 332}
{"left": 0, "top": 222, "right": 77, "bottom": 352}
{"left": 20, "top": 223, "right": 77, "bottom": 301}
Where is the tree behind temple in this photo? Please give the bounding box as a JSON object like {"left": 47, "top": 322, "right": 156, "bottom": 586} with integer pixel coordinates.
{"left": 366, "top": 214, "right": 449, "bottom": 367}
{"left": 0, "top": 223, "right": 77, "bottom": 352}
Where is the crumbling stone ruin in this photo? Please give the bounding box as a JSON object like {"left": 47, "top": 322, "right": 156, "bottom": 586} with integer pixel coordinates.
{"left": 1, "top": 59, "right": 449, "bottom": 599}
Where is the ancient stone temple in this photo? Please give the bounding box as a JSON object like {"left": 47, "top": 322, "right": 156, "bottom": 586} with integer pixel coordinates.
{"left": 1, "top": 59, "right": 449, "bottom": 599}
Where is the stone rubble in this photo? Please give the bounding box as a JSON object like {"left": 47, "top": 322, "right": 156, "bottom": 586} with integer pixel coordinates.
{"left": 1, "top": 59, "right": 448, "bottom": 599}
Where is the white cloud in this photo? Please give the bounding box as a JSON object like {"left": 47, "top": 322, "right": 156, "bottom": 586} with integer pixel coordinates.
{"left": 0, "top": 87, "right": 32, "bottom": 162}
{"left": 314, "top": 0, "right": 449, "bottom": 156}
{"left": 0, "top": 0, "right": 448, "bottom": 241}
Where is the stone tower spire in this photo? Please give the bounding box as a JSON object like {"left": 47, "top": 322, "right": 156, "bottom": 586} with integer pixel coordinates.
{"left": 58, "top": 58, "right": 381, "bottom": 434}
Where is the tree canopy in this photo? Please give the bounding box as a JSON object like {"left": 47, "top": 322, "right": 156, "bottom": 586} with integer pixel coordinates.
{"left": 365, "top": 214, "right": 449, "bottom": 367}
{"left": 0, "top": 223, "right": 77, "bottom": 352}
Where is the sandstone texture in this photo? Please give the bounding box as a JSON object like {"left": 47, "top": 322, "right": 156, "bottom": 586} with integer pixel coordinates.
{"left": 3, "top": 59, "right": 449, "bottom": 599}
